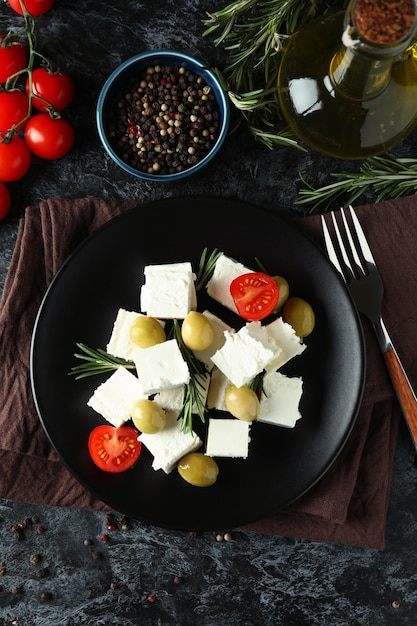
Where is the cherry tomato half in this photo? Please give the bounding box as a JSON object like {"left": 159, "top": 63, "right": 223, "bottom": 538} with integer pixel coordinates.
{"left": 0, "top": 90, "right": 29, "bottom": 132}
{"left": 24, "top": 113, "right": 74, "bottom": 160}
{"left": 230, "top": 272, "right": 279, "bottom": 321}
{"left": 26, "top": 68, "right": 75, "bottom": 112}
{"left": 0, "top": 34, "right": 27, "bottom": 83}
{"left": 0, "top": 135, "right": 31, "bottom": 182}
{"left": 8, "top": 0, "right": 55, "bottom": 16}
{"left": 0, "top": 182, "right": 11, "bottom": 220}
{"left": 88, "top": 425, "right": 142, "bottom": 473}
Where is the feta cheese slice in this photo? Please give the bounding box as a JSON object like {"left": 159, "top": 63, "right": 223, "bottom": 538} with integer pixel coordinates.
{"left": 138, "top": 410, "right": 202, "bottom": 474}
{"left": 257, "top": 371, "right": 303, "bottom": 428}
{"left": 133, "top": 339, "right": 190, "bottom": 395}
{"left": 210, "top": 325, "right": 277, "bottom": 388}
{"left": 206, "top": 418, "right": 251, "bottom": 458}
{"left": 193, "top": 310, "right": 235, "bottom": 371}
{"left": 87, "top": 367, "right": 145, "bottom": 428}
{"left": 140, "top": 261, "right": 196, "bottom": 319}
{"left": 206, "top": 254, "right": 253, "bottom": 313}
{"left": 264, "top": 317, "right": 306, "bottom": 371}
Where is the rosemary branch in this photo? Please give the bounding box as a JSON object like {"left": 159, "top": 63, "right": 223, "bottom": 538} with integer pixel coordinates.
{"left": 170, "top": 320, "right": 208, "bottom": 433}
{"left": 203, "top": 0, "right": 324, "bottom": 149}
{"left": 69, "top": 343, "right": 135, "bottom": 380}
{"left": 295, "top": 154, "right": 417, "bottom": 212}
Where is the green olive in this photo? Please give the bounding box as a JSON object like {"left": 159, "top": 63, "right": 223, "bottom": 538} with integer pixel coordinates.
{"left": 181, "top": 311, "right": 214, "bottom": 351}
{"left": 272, "top": 275, "right": 289, "bottom": 311}
{"left": 224, "top": 385, "right": 260, "bottom": 422}
{"left": 131, "top": 399, "right": 166, "bottom": 434}
{"left": 283, "top": 296, "right": 315, "bottom": 337}
{"left": 130, "top": 316, "right": 166, "bottom": 348}
{"left": 177, "top": 452, "right": 219, "bottom": 487}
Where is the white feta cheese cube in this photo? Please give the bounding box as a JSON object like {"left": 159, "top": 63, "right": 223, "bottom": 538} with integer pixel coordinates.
{"left": 140, "top": 262, "right": 196, "bottom": 319}
{"left": 106, "top": 308, "right": 165, "bottom": 361}
{"left": 210, "top": 325, "right": 277, "bottom": 388}
{"left": 264, "top": 317, "right": 306, "bottom": 371}
{"left": 133, "top": 339, "right": 190, "bottom": 395}
{"left": 138, "top": 410, "right": 202, "bottom": 474}
{"left": 206, "top": 418, "right": 251, "bottom": 458}
{"left": 87, "top": 367, "right": 145, "bottom": 428}
{"left": 206, "top": 254, "right": 253, "bottom": 313}
{"left": 193, "top": 310, "right": 235, "bottom": 371}
{"left": 257, "top": 371, "right": 303, "bottom": 428}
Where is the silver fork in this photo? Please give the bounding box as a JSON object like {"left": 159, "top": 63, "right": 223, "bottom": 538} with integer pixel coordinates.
{"left": 321, "top": 206, "right": 417, "bottom": 454}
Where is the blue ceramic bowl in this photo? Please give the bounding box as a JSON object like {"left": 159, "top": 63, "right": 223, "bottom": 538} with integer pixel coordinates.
{"left": 96, "top": 50, "right": 230, "bottom": 182}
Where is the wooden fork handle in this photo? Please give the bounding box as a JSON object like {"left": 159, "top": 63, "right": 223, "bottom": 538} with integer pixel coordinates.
{"left": 383, "top": 347, "right": 417, "bottom": 452}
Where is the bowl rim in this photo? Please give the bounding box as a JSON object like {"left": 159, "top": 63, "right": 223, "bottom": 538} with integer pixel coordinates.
{"left": 96, "top": 49, "right": 230, "bottom": 181}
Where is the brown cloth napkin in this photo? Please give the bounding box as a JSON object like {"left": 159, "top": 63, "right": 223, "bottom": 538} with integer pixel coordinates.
{"left": 1, "top": 195, "right": 416, "bottom": 549}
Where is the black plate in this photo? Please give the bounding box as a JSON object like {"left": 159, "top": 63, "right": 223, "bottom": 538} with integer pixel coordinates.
{"left": 30, "top": 196, "right": 365, "bottom": 531}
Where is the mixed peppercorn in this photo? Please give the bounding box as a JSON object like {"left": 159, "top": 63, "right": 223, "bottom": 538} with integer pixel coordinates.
{"left": 107, "top": 63, "right": 221, "bottom": 176}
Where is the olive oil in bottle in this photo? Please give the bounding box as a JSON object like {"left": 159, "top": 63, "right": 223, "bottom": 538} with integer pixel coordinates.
{"left": 278, "top": 0, "right": 417, "bottom": 159}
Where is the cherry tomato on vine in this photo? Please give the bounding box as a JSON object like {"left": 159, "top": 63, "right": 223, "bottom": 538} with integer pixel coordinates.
{"left": 230, "top": 272, "right": 279, "bottom": 321}
{"left": 7, "top": 0, "right": 55, "bottom": 16}
{"left": 0, "top": 90, "right": 29, "bottom": 132}
{"left": 24, "top": 113, "right": 74, "bottom": 160}
{"left": 0, "top": 135, "right": 31, "bottom": 182}
{"left": 0, "top": 182, "right": 11, "bottom": 220}
{"left": 0, "top": 35, "right": 27, "bottom": 83}
{"left": 88, "top": 425, "right": 142, "bottom": 473}
{"left": 26, "top": 68, "right": 75, "bottom": 112}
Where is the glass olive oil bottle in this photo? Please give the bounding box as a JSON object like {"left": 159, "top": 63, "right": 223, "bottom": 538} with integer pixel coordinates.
{"left": 278, "top": 0, "right": 417, "bottom": 159}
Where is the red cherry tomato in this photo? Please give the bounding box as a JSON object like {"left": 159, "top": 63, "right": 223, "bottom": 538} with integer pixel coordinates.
{"left": 0, "top": 182, "right": 11, "bottom": 220}
{"left": 88, "top": 425, "right": 142, "bottom": 473}
{"left": 230, "top": 272, "right": 279, "bottom": 321}
{"left": 26, "top": 68, "right": 75, "bottom": 112}
{"left": 0, "top": 90, "right": 29, "bottom": 132}
{"left": 0, "top": 35, "right": 27, "bottom": 83}
{"left": 24, "top": 113, "right": 74, "bottom": 160}
{"left": 7, "top": 0, "right": 55, "bottom": 16}
{"left": 0, "top": 135, "right": 31, "bottom": 182}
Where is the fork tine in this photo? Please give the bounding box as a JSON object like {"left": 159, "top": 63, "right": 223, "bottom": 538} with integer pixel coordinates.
{"left": 348, "top": 205, "right": 376, "bottom": 267}
{"left": 321, "top": 214, "right": 344, "bottom": 277}
{"left": 341, "top": 208, "right": 366, "bottom": 277}
{"left": 330, "top": 211, "right": 356, "bottom": 280}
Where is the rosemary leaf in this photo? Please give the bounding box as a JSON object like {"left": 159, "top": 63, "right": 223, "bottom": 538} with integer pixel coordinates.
{"left": 195, "top": 247, "right": 223, "bottom": 292}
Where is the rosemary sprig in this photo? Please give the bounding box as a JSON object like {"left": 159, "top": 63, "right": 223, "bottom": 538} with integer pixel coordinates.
{"left": 295, "top": 154, "right": 417, "bottom": 213}
{"left": 195, "top": 247, "right": 223, "bottom": 292}
{"left": 203, "top": 0, "right": 324, "bottom": 149}
{"left": 170, "top": 320, "right": 208, "bottom": 433}
{"left": 69, "top": 343, "right": 135, "bottom": 380}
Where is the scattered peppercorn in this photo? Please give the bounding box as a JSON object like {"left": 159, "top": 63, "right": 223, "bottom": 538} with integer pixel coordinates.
{"left": 224, "top": 532, "right": 232, "bottom": 541}
{"left": 91, "top": 551, "right": 102, "bottom": 560}
{"left": 101, "top": 533, "right": 108, "bottom": 542}
{"left": 120, "top": 515, "right": 130, "bottom": 531}
{"left": 354, "top": 0, "right": 415, "bottom": 44}
{"left": 173, "top": 575, "right": 183, "bottom": 585}
{"left": 11, "top": 586, "right": 22, "bottom": 594}
{"left": 215, "top": 533, "right": 224, "bottom": 542}
{"left": 83, "top": 538, "right": 92, "bottom": 546}
{"left": 36, "top": 568, "right": 48, "bottom": 579}
{"left": 0, "top": 567, "right": 5, "bottom": 576}
{"left": 391, "top": 600, "right": 400, "bottom": 609}
{"left": 30, "top": 554, "right": 41, "bottom": 565}
{"left": 147, "top": 594, "right": 156, "bottom": 603}
{"left": 36, "top": 525, "right": 44, "bottom": 534}
{"left": 107, "top": 64, "right": 220, "bottom": 176}
{"left": 31, "top": 515, "right": 39, "bottom": 524}
{"left": 110, "top": 581, "right": 118, "bottom": 590}
{"left": 40, "top": 591, "right": 52, "bottom": 601}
